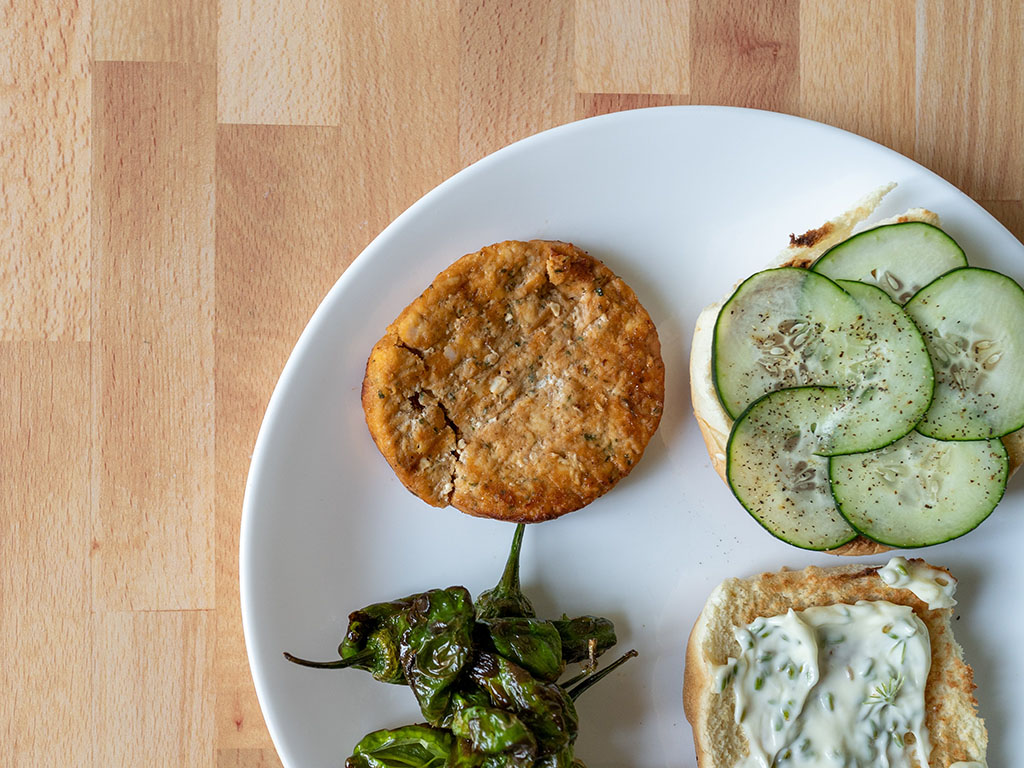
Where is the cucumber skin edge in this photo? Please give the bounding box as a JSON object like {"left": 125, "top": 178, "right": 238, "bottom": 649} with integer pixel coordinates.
{"left": 811, "top": 220, "right": 968, "bottom": 286}
{"left": 725, "top": 385, "right": 858, "bottom": 552}
{"left": 711, "top": 267, "right": 854, "bottom": 421}
{"left": 905, "top": 265, "right": 1024, "bottom": 441}
{"left": 827, "top": 437, "right": 1010, "bottom": 549}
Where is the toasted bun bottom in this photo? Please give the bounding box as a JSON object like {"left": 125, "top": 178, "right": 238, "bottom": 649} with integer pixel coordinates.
{"left": 683, "top": 562, "right": 987, "bottom": 768}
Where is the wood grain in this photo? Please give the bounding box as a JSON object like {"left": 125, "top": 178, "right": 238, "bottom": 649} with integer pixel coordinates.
{"left": 92, "top": 61, "right": 216, "bottom": 612}
{"left": 94, "top": 611, "right": 214, "bottom": 766}
{"left": 1, "top": 0, "right": 91, "bottom": 341}
{"left": 338, "top": 0, "right": 460, "bottom": 242}
{"left": 459, "top": 0, "right": 575, "bottom": 165}
{"left": 691, "top": 0, "right": 798, "bottom": 111}
{"left": 217, "top": 749, "right": 284, "bottom": 768}
{"left": 917, "top": 0, "right": 1024, "bottom": 200}
{"left": 800, "top": 0, "right": 915, "bottom": 156}
{"left": 576, "top": 92, "right": 690, "bottom": 120}
{"left": 4, "top": 2, "right": 1024, "bottom": 765}
{"left": 575, "top": 0, "right": 690, "bottom": 94}
{"left": 93, "top": 0, "right": 215, "bottom": 62}
{"left": 214, "top": 125, "right": 346, "bottom": 748}
{"left": 217, "top": 0, "right": 341, "bottom": 125}
{"left": 0, "top": 345, "right": 91, "bottom": 611}
{"left": 0, "top": 344, "right": 92, "bottom": 766}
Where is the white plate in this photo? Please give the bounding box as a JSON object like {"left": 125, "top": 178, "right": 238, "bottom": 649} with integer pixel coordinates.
{"left": 241, "top": 106, "right": 1024, "bottom": 768}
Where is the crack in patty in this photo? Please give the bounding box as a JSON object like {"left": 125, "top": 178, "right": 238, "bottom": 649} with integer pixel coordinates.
{"left": 361, "top": 240, "right": 665, "bottom": 522}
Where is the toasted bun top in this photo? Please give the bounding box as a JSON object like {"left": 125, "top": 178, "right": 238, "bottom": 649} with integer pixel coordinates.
{"left": 689, "top": 186, "right": 1023, "bottom": 555}
{"left": 683, "top": 561, "right": 988, "bottom": 768}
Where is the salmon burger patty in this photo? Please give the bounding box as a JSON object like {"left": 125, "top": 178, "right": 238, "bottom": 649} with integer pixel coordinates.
{"left": 362, "top": 239, "right": 665, "bottom": 522}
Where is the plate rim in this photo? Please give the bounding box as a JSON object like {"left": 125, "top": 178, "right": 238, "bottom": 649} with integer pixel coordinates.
{"left": 238, "top": 104, "right": 1020, "bottom": 766}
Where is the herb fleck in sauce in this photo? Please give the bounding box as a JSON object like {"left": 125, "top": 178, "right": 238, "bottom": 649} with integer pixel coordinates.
{"left": 714, "top": 601, "right": 931, "bottom": 768}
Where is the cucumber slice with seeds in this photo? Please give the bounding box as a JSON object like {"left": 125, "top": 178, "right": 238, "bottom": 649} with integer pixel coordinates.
{"left": 716, "top": 224, "right": 1021, "bottom": 551}
{"left": 905, "top": 267, "right": 1024, "bottom": 439}
{"left": 713, "top": 268, "right": 864, "bottom": 419}
{"left": 727, "top": 386, "right": 857, "bottom": 551}
{"left": 714, "top": 270, "right": 933, "bottom": 454}
{"left": 830, "top": 430, "right": 1008, "bottom": 547}
{"left": 829, "top": 280, "right": 934, "bottom": 454}
{"left": 812, "top": 221, "right": 967, "bottom": 304}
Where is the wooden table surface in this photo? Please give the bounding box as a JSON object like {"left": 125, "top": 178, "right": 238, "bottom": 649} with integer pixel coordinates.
{"left": 4, "top": 1, "right": 1023, "bottom": 765}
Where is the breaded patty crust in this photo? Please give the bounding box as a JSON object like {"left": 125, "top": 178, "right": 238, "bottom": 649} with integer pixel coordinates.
{"left": 362, "top": 240, "right": 665, "bottom": 522}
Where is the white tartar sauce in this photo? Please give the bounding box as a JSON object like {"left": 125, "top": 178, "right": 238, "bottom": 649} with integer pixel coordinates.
{"left": 715, "top": 601, "right": 931, "bottom": 768}
{"left": 878, "top": 557, "right": 958, "bottom": 610}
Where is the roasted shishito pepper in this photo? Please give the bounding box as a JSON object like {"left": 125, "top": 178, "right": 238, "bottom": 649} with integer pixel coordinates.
{"left": 345, "top": 720, "right": 543, "bottom": 768}
{"left": 475, "top": 526, "right": 618, "bottom": 683}
{"left": 284, "top": 594, "right": 414, "bottom": 682}
{"left": 346, "top": 725, "right": 453, "bottom": 768}
{"left": 533, "top": 748, "right": 587, "bottom": 768}
{"left": 476, "top": 525, "right": 564, "bottom": 683}
{"left": 455, "top": 646, "right": 637, "bottom": 767}
{"left": 401, "top": 587, "right": 476, "bottom": 724}
{"left": 479, "top": 613, "right": 619, "bottom": 683}
{"left": 467, "top": 651, "right": 579, "bottom": 754}
{"left": 480, "top": 617, "right": 564, "bottom": 682}
{"left": 551, "top": 616, "right": 616, "bottom": 666}
{"left": 339, "top": 595, "right": 418, "bottom": 683}
{"left": 451, "top": 706, "right": 537, "bottom": 766}
{"left": 287, "top": 524, "right": 633, "bottom": 768}
{"left": 285, "top": 585, "right": 475, "bottom": 723}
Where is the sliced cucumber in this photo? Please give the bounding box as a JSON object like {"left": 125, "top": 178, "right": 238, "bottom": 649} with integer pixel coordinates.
{"left": 905, "top": 267, "right": 1024, "bottom": 439}
{"left": 811, "top": 221, "right": 967, "bottom": 304}
{"left": 830, "top": 430, "right": 1009, "bottom": 547}
{"left": 713, "top": 268, "right": 872, "bottom": 418}
{"left": 829, "top": 280, "right": 934, "bottom": 454}
{"left": 713, "top": 269, "right": 933, "bottom": 453}
{"left": 727, "top": 387, "right": 857, "bottom": 551}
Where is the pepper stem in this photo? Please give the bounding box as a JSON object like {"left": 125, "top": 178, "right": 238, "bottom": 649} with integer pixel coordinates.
{"left": 565, "top": 649, "right": 638, "bottom": 700}
{"left": 477, "top": 523, "right": 535, "bottom": 619}
{"left": 559, "top": 669, "right": 588, "bottom": 689}
{"left": 283, "top": 649, "right": 375, "bottom": 670}
{"left": 497, "top": 523, "right": 526, "bottom": 596}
